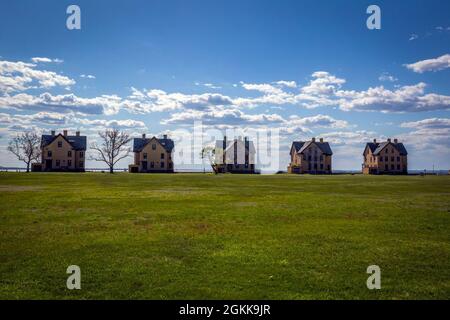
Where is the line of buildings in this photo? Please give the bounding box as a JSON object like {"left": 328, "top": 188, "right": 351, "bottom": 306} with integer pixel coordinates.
{"left": 32, "top": 130, "right": 408, "bottom": 175}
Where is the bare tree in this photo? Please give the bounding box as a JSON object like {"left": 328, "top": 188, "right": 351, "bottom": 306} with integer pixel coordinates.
{"left": 90, "top": 129, "right": 131, "bottom": 173}
{"left": 7, "top": 131, "right": 41, "bottom": 172}
{"left": 201, "top": 146, "right": 219, "bottom": 174}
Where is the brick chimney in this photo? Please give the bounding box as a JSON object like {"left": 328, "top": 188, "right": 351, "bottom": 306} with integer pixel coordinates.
{"left": 163, "top": 134, "right": 167, "bottom": 139}
{"left": 312, "top": 137, "right": 316, "bottom": 142}
{"left": 63, "top": 130, "right": 68, "bottom": 136}
{"left": 319, "top": 138, "right": 323, "bottom": 143}
{"left": 373, "top": 139, "right": 377, "bottom": 143}
{"left": 76, "top": 131, "right": 80, "bottom": 136}
{"left": 142, "top": 133, "right": 146, "bottom": 139}
{"left": 394, "top": 138, "right": 398, "bottom": 143}
{"left": 51, "top": 130, "right": 55, "bottom": 136}
{"left": 387, "top": 138, "right": 391, "bottom": 143}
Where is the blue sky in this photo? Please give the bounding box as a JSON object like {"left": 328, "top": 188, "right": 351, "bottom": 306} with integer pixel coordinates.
{"left": 1, "top": 0, "right": 449, "bottom": 171}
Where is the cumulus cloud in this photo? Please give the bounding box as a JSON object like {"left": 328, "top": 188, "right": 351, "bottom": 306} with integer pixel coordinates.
{"left": 74, "top": 118, "right": 147, "bottom": 130}
{"left": 280, "top": 114, "right": 349, "bottom": 135}
{"left": 161, "top": 104, "right": 349, "bottom": 136}
{"left": 161, "top": 107, "right": 285, "bottom": 126}
{"left": 125, "top": 72, "right": 450, "bottom": 115}
{"left": 31, "top": 57, "right": 63, "bottom": 64}
{"left": 0, "top": 111, "right": 147, "bottom": 138}
{"left": 123, "top": 89, "right": 234, "bottom": 114}
{"left": 289, "top": 114, "right": 349, "bottom": 129}
{"left": 301, "top": 71, "right": 346, "bottom": 96}
{"left": 0, "top": 92, "right": 121, "bottom": 115}
{"left": 274, "top": 80, "right": 297, "bottom": 88}
{"left": 404, "top": 54, "right": 450, "bottom": 73}
{"left": 320, "top": 130, "right": 379, "bottom": 145}
{"left": 0, "top": 59, "right": 75, "bottom": 93}
{"left": 400, "top": 118, "right": 450, "bottom": 129}
{"left": 397, "top": 118, "right": 450, "bottom": 153}
{"left": 240, "top": 82, "right": 284, "bottom": 95}
{"left": 336, "top": 83, "right": 450, "bottom": 113}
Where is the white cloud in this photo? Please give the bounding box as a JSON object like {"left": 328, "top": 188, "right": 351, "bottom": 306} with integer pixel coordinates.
{"left": 0, "top": 92, "right": 121, "bottom": 115}
{"left": 74, "top": 118, "right": 147, "bottom": 130}
{"left": 398, "top": 118, "right": 450, "bottom": 153}
{"left": 240, "top": 82, "right": 284, "bottom": 95}
{"left": 404, "top": 54, "right": 450, "bottom": 73}
{"left": 274, "top": 80, "right": 297, "bottom": 88}
{"left": 280, "top": 114, "right": 349, "bottom": 135}
{"left": 128, "top": 72, "right": 450, "bottom": 114}
{"left": 288, "top": 114, "right": 349, "bottom": 129}
{"left": 336, "top": 83, "right": 450, "bottom": 113}
{"left": 378, "top": 72, "right": 398, "bottom": 82}
{"left": 409, "top": 34, "right": 419, "bottom": 41}
{"left": 123, "top": 89, "right": 234, "bottom": 114}
{"left": 80, "top": 74, "right": 96, "bottom": 79}
{"left": 301, "top": 71, "right": 346, "bottom": 96}
{"left": 400, "top": 118, "right": 450, "bottom": 129}
{"left": 161, "top": 107, "right": 284, "bottom": 126}
{"left": 320, "top": 130, "right": 379, "bottom": 145}
{"left": 0, "top": 59, "right": 75, "bottom": 93}
{"left": 195, "top": 82, "right": 221, "bottom": 89}
{"left": 31, "top": 57, "right": 63, "bottom": 64}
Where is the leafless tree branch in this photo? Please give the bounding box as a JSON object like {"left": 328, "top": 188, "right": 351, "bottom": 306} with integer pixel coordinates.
{"left": 89, "top": 129, "right": 131, "bottom": 173}
{"left": 7, "top": 131, "right": 41, "bottom": 172}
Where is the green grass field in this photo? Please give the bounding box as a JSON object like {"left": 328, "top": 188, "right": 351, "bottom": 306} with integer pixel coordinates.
{"left": 0, "top": 172, "right": 449, "bottom": 300}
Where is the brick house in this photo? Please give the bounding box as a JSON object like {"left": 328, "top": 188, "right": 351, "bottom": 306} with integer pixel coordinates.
{"left": 129, "top": 134, "right": 174, "bottom": 173}
{"left": 288, "top": 137, "right": 333, "bottom": 174}
{"left": 40, "top": 130, "right": 86, "bottom": 172}
{"left": 362, "top": 138, "right": 408, "bottom": 174}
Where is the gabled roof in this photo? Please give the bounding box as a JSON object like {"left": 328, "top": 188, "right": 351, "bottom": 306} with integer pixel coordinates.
{"left": 366, "top": 141, "right": 408, "bottom": 156}
{"left": 365, "top": 143, "right": 378, "bottom": 153}
{"left": 41, "top": 134, "right": 87, "bottom": 151}
{"left": 291, "top": 141, "right": 305, "bottom": 153}
{"left": 292, "top": 141, "right": 333, "bottom": 155}
{"left": 133, "top": 136, "right": 174, "bottom": 153}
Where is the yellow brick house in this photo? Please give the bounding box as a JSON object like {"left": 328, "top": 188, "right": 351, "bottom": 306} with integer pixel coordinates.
{"left": 129, "top": 134, "right": 174, "bottom": 173}
{"left": 40, "top": 130, "right": 86, "bottom": 172}
{"left": 288, "top": 138, "right": 333, "bottom": 174}
{"left": 362, "top": 138, "right": 408, "bottom": 174}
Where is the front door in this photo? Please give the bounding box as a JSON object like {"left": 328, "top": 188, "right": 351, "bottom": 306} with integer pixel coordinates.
{"left": 141, "top": 161, "right": 148, "bottom": 171}
{"left": 45, "top": 159, "right": 52, "bottom": 170}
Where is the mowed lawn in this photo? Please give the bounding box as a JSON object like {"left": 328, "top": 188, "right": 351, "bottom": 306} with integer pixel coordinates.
{"left": 0, "top": 173, "right": 449, "bottom": 300}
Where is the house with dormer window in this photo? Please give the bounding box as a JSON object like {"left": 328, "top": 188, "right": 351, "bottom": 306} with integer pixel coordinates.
{"left": 129, "top": 134, "right": 174, "bottom": 173}
{"left": 362, "top": 138, "right": 408, "bottom": 174}
{"left": 40, "top": 130, "right": 86, "bottom": 172}
{"left": 288, "top": 137, "right": 333, "bottom": 174}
